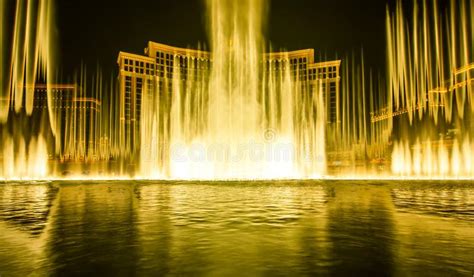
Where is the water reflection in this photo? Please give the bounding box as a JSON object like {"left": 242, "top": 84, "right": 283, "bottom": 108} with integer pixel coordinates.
{"left": 391, "top": 181, "right": 474, "bottom": 275}
{"left": 0, "top": 182, "right": 58, "bottom": 275}
{"left": 0, "top": 181, "right": 472, "bottom": 275}
{"left": 48, "top": 183, "right": 139, "bottom": 275}
{"left": 0, "top": 182, "right": 58, "bottom": 235}
{"left": 135, "top": 182, "right": 329, "bottom": 275}
{"left": 391, "top": 181, "right": 474, "bottom": 221}
{"left": 324, "top": 183, "right": 396, "bottom": 275}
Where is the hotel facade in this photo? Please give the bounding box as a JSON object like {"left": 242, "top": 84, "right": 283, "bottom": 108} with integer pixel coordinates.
{"left": 117, "top": 41, "right": 341, "bottom": 155}
{"left": 31, "top": 84, "right": 102, "bottom": 161}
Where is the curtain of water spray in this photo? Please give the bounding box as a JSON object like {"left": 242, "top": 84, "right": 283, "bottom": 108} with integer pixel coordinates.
{"left": 387, "top": 0, "right": 473, "bottom": 177}
{"left": 138, "top": 0, "right": 327, "bottom": 179}
{"left": 0, "top": 0, "right": 5, "bottom": 123}
{"left": 0, "top": 0, "right": 55, "bottom": 179}
{"left": 201, "top": 0, "right": 292, "bottom": 179}
{"left": 12, "top": 0, "right": 472, "bottom": 180}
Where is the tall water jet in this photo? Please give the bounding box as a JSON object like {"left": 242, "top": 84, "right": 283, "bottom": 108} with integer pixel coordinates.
{"left": 384, "top": 0, "right": 474, "bottom": 178}
{"left": 137, "top": 0, "right": 327, "bottom": 179}
{"left": 187, "top": 0, "right": 301, "bottom": 179}
{"left": 0, "top": 0, "right": 56, "bottom": 179}
{"left": 202, "top": 0, "right": 267, "bottom": 178}
{"left": 0, "top": 0, "right": 6, "bottom": 123}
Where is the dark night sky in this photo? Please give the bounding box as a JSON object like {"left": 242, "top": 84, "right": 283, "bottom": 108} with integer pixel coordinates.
{"left": 55, "top": 0, "right": 390, "bottom": 77}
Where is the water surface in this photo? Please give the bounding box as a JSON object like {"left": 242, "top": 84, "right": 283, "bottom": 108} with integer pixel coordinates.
{"left": 0, "top": 180, "right": 473, "bottom": 276}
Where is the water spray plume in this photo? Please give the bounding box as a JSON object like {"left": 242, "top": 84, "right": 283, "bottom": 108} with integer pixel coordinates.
{"left": 385, "top": 0, "right": 473, "bottom": 178}
{"left": 0, "top": 0, "right": 472, "bottom": 180}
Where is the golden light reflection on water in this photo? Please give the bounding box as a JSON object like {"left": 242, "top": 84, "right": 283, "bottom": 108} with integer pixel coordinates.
{"left": 0, "top": 181, "right": 472, "bottom": 275}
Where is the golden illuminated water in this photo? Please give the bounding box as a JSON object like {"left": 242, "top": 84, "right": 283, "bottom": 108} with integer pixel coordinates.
{"left": 0, "top": 0, "right": 113, "bottom": 179}
{"left": 139, "top": 0, "right": 326, "bottom": 180}
{"left": 0, "top": 0, "right": 473, "bottom": 179}
{"left": 0, "top": 181, "right": 473, "bottom": 275}
{"left": 386, "top": 0, "right": 474, "bottom": 178}
{"left": 0, "top": 0, "right": 55, "bottom": 179}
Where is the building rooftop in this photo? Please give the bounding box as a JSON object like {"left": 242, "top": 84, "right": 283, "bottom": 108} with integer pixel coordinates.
{"left": 117, "top": 41, "right": 341, "bottom": 65}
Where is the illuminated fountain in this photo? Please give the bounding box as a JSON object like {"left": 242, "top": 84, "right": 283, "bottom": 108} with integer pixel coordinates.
{"left": 384, "top": 0, "right": 474, "bottom": 178}
{"left": 139, "top": 0, "right": 326, "bottom": 180}
{"left": 0, "top": 0, "right": 473, "bottom": 180}
{"left": 0, "top": 0, "right": 55, "bottom": 179}
{"left": 0, "top": 1, "right": 115, "bottom": 179}
{"left": 158, "top": 0, "right": 471, "bottom": 180}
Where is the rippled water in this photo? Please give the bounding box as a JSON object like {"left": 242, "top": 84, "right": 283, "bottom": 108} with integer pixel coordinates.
{"left": 0, "top": 180, "right": 473, "bottom": 276}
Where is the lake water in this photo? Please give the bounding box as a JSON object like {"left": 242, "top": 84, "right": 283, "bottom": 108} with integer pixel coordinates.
{"left": 0, "top": 180, "right": 473, "bottom": 276}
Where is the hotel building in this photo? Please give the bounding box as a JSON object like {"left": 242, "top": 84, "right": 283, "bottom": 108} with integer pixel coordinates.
{"left": 117, "top": 41, "right": 341, "bottom": 154}
{"left": 29, "top": 84, "right": 101, "bottom": 161}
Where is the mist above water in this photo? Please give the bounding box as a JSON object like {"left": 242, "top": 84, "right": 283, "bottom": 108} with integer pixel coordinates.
{"left": 139, "top": 0, "right": 326, "bottom": 180}
{"left": 0, "top": 0, "right": 472, "bottom": 180}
